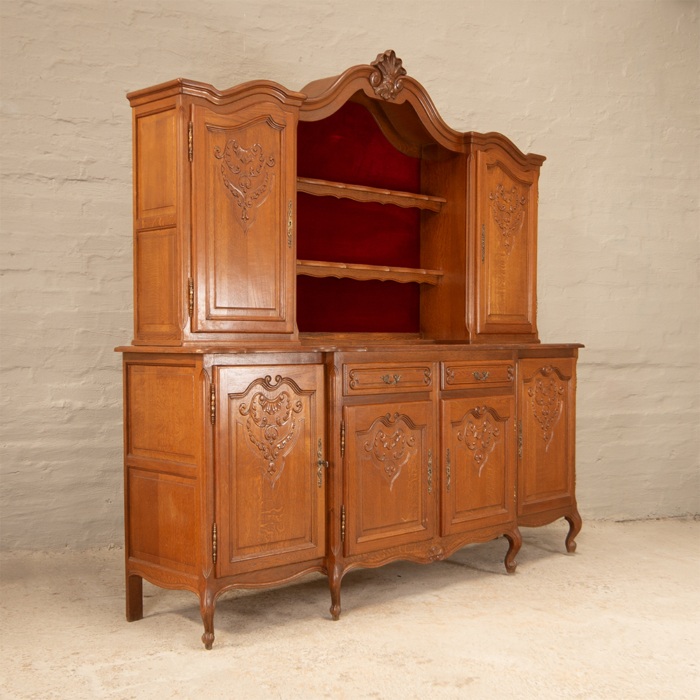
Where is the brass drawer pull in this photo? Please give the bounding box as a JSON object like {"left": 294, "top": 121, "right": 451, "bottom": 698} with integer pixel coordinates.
{"left": 317, "top": 439, "right": 328, "bottom": 488}
{"left": 473, "top": 371, "right": 490, "bottom": 381}
{"left": 427, "top": 449, "right": 433, "bottom": 495}
{"left": 381, "top": 374, "right": 402, "bottom": 385}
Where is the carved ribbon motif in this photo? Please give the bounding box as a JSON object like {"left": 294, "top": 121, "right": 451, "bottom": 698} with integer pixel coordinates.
{"left": 528, "top": 367, "right": 565, "bottom": 451}
{"left": 214, "top": 139, "right": 275, "bottom": 231}
{"left": 489, "top": 183, "right": 526, "bottom": 254}
{"left": 239, "top": 383, "right": 303, "bottom": 488}
{"left": 370, "top": 50, "right": 407, "bottom": 100}
{"left": 362, "top": 413, "right": 418, "bottom": 490}
{"left": 457, "top": 407, "right": 502, "bottom": 476}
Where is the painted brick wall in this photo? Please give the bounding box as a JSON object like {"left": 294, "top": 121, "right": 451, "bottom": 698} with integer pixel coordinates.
{"left": 1, "top": 0, "right": 698, "bottom": 549}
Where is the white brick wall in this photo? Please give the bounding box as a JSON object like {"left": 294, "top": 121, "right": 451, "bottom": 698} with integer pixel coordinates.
{"left": 1, "top": 0, "right": 698, "bottom": 549}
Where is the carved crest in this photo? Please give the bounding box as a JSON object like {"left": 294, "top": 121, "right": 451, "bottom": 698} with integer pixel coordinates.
{"left": 457, "top": 407, "right": 502, "bottom": 476}
{"left": 362, "top": 412, "right": 418, "bottom": 490}
{"left": 238, "top": 376, "right": 304, "bottom": 487}
{"left": 370, "top": 50, "right": 407, "bottom": 101}
{"left": 489, "top": 183, "right": 527, "bottom": 254}
{"left": 214, "top": 139, "right": 275, "bottom": 231}
{"left": 528, "top": 367, "right": 565, "bottom": 451}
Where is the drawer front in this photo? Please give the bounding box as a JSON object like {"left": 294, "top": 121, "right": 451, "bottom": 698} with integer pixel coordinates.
{"left": 441, "top": 361, "right": 514, "bottom": 390}
{"left": 343, "top": 363, "right": 433, "bottom": 396}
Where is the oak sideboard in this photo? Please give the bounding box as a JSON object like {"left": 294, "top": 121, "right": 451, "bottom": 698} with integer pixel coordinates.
{"left": 117, "top": 50, "right": 582, "bottom": 649}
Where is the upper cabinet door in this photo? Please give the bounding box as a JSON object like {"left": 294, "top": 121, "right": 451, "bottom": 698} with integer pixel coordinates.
{"left": 475, "top": 149, "right": 538, "bottom": 338}
{"left": 191, "top": 102, "right": 296, "bottom": 334}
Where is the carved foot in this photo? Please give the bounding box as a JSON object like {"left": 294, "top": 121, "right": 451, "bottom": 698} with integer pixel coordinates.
{"left": 329, "top": 563, "right": 343, "bottom": 621}
{"left": 565, "top": 509, "right": 582, "bottom": 553}
{"left": 504, "top": 528, "right": 522, "bottom": 574}
{"left": 200, "top": 589, "right": 216, "bottom": 650}
{"left": 126, "top": 574, "right": 143, "bottom": 622}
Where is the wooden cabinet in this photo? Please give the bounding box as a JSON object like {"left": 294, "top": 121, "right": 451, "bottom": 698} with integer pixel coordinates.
{"left": 119, "top": 51, "right": 582, "bottom": 649}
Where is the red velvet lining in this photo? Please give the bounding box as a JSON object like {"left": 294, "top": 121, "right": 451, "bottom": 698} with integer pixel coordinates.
{"left": 297, "top": 100, "right": 421, "bottom": 333}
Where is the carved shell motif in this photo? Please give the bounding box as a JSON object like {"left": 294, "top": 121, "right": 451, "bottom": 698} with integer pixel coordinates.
{"left": 362, "top": 413, "right": 418, "bottom": 490}
{"left": 239, "top": 383, "right": 303, "bottom": 488}
{"left": 489, "top": 183, "right": 527, "bottom": 255}
{"left": 370, "top": 50, "right": 407, "bottom": 101}
{"left": 457, "top": 407, "right": 502, "bottom": 476}
{"left": 214, "top": 139, "right": 275, "bottom": 231}
{"left": 528, "top": 367, "right": 565, "bottom": 451}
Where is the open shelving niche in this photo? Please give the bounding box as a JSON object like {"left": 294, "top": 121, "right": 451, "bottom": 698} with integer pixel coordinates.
{"left": 295, "top": 99, "right": 449, "bottom": 336}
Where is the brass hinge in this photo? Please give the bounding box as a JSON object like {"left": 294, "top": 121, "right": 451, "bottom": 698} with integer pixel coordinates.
{"left": 340, "top": 421, "right": 345, "bottom": 458}
{"left": 427, "top": 448, "right": 433, "bottom": 495}
{"left": 481, "top": 224, "right": 485, "bottom": 263}
{"left": 212, "top": 523, "right": 217, "bottom": 564}
{"left": 287, "top": 200, "right": 293, "bottom": 249}
{"left": 518, "top": 420, "right": 522, "bottom": 459}
{"left": 340, "top": 505, "right": 346, "bottom": 542}
{"left": 188, "top": 122, "right": 193, "bottom": 161}
{"left": 188, "top": 278, "right": 194, "bottom": 318}
{"left": 210, "top": 384, "right": 216, "bottom": 425}
{"left": 446, "top": 448, "right": 451, "bottom": 493}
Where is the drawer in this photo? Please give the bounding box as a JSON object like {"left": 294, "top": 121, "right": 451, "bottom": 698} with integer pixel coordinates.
{"left": 441, "top": 361, "right": 514, "bottom": 390}
{"left": 343, "top": 363, "right": 433, "bottom": 395}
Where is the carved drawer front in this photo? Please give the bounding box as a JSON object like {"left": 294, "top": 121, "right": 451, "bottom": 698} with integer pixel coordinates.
{"left": 343, "top": 363, "right": 433, "bottom": 396}
{"left": 441, "top": 361, "right": 514, "bottom": 390}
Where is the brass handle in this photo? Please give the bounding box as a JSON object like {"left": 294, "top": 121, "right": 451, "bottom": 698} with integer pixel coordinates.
{"left": 481, "top": 224, "right": 485, "bottom": 263}
{"left": 446, "top": 448, "right": 451, "bottom": 493}
{"left": 518, "top": 420, "right": 522, "bottom": 460}
{"left": 381, "top": 374, "right": 402, "bottom": 385}
{"left": 287, "top": 200, "right": 293, "bottom": 249}
{"left": 317, "top": 438, "right": 328, "bottom": 488}
{"left": 473, "top": 371, "right": 490, "bottom": 381}
{"left": 427, "top": 449, "right": 433, "bottom": 495}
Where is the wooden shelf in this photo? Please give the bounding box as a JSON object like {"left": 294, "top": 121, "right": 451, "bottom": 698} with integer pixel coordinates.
{"left": 297, "top": 177, "right": 446, "bottom": 212}
{"left": 297, "top": 259, "right": 443, "bottom": 285}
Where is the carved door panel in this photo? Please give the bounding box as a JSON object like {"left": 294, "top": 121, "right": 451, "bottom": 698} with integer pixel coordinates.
{"left": 440, "top": 395, "right": 515, "bottom": 536}
{"left": 344, "top": 401, "right": 435, "bottom": 556}
{"left": 518, "top": 358, "right": 576, "bottom": 516}
{"left": 191, "top": 102, "right": 296, "bottom": 334}
{"left": 215, "top": 365, "right": 325, "bottom": 576}
{"left": 475, "top": 149, "right": 538, "bottom": 338}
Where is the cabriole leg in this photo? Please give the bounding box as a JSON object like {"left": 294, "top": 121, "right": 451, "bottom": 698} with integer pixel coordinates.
{"left": 565, "top": 508, "right": 582, "bottom": 553}
{"left": 200, "top": 589, "right": 216, "bottom": 650}
{"left": 504, "top": 528, "right": 522, "bottom": 574}
{"left": 329, "top": 563, "right": 344, "bottom": 621}
{"left": 126, "top": 573, "right": 143, "bottom": 622}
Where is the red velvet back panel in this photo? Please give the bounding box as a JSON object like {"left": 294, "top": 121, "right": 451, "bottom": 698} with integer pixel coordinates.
{"left": 297, "top": 100, "right": 421, "bottom": 333}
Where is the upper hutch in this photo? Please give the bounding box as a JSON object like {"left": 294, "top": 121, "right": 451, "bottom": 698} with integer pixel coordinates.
{"left": 118, "top": 51, "right": 582, "bottom": 649}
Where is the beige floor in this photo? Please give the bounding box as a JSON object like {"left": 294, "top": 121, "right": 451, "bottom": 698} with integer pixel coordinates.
{"left": 1, "top": 519, "right": 698, "bottom": 700}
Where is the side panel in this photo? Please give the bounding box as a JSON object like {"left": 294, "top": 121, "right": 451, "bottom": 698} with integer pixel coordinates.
{"left": 345, "top": 400, "right": 435, "bottom": 556}
{"left": 475, "top": 149, "right": 538, "bottom": 338}
{"left": 216, "top": 366, "right": 325, "bottom": 576}
{"left": 518, "top": 358, "right": 576, "bottom": 516}
{"left": 191, "top": 102, "right": 296, "bottom": 334}
{"left": 124, "top": 359, "right": 201, "bottom": 577}
{"left": 440, "top": 395, "right": 515, "bottom": 536}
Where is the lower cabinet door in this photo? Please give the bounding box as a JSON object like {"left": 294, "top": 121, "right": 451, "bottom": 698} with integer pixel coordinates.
{"left": 440, "top": 395, "right": 515, "bottom": 536}
{"left": 215, "top": 365, "right": 325, "bottom": 575}
{"left": 344, "top": 400, "right": 436, "bottom": 556}
{"left": 518, "top": 358, "right": 576, "bottom": 516}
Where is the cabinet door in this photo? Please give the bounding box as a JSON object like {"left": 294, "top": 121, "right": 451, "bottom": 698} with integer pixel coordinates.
{"left": 518, "top": 359, "right": 576, "bottom": 516}
{"left": 215, "top": 366, "right": 325, "bottom": 576}
{"left": 345, "top": 401, "right": 435, "bottom": 556}
{"left": 191, "top": 102, "right": 296, "bottom": 334}
{"left": 475, "top": 149, "right": 538, "bottom": 337}
{"left": 441, "top": 396, "right": 515, "bottom": 536}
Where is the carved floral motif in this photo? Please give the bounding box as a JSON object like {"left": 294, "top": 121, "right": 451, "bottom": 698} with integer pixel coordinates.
{"left": 457, "top": 407, "right": 502, "bottom": 476}
{"left": 214, "top": 139, "right": 275, "bottom": 231}
{"left": 489, "top": 183, "right": 527, "bottom": 254}
{"left": 362, "top": 412, "right": 418, "bottom": 490}
{"left": 528, "top": 367, "right": 565, "bottom": 451}
{"left": 239, "top": 377, "right": 304, "bottom": 487}
{"left": 370, "top": 50, "right": 407, "bottom": 100}
{"left": 427, "top": 545, "right": 445, "bottom": 562}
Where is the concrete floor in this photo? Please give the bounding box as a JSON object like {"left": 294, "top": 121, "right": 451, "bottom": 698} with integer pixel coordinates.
{"left": 1, "top": 519, "right": 698, "bottom": 700}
